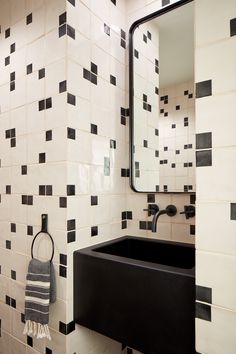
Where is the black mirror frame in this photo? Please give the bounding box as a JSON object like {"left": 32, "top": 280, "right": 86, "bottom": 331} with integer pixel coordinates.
{"left": 129, "top": 0, "right": 194, "bottom": 194}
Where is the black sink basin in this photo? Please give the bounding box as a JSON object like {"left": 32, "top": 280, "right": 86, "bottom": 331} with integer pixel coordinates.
{"left": 94, "top": 237, "right": 195, "bottom": 269}
{"left": 74, "top": 236, "right": 195, "bottom": 354}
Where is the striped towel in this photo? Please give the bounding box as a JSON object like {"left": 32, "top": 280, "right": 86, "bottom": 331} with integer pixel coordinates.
{"left": 23, "top": 259, "right": 56, "bottom": 340}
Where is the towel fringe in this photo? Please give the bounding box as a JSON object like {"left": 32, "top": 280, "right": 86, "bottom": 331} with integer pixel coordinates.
{"left": 23, "top": 320, "right": 51, "bottom": 340}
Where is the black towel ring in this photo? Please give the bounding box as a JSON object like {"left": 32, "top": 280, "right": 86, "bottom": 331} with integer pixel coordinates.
{"left": 31, "top": 214, "right": 54, "bottom": 262}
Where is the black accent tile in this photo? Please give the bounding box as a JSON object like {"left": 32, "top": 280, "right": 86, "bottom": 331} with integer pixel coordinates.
{"left": 21, "top": 165, "right": 27, "bottom": 175}
{"left": 64, "top": 247, "right": 76, "bottom": 262}
{"left": 172, "top": 124, "right": 176, "bottom": 129}
{"left": 122, "top": 220, "right": 127, "bottom": 229}
{"left": 91, "top": 62, "right": 97, "bottom": 75}
{"left": 27, "top": 225, "right": 33, "bottom": 236}
{"left": 171, "top": 163, "right": 176, "bottom": 168}
{"left": 10, "top": 81, "right": 15, "bottom": 91}
{"left": 11, "top": 298, "right": 16, "bottom": 308}
{"left": 59, "top": 24, "right": 67, "bottom": 37}
{"left": 196, "top": 285, "right": 212, "bottom": 304}
{"left": 67, "top": 185, "right": 75, "bottom": 196}
{"left": 143, "top": 34, "right": 147, "bottom": 43}
{"left": 143, "top": 140, "right": 148, "bottom": 148}
{"left": 22, "top": 195, "right": 28, "bottom": 205}
{"left": 104, "top": 23, "right": 110, "bottom": 36}
{"left": 91, "top": 226, "right": 98, "bottom": 237}
{"left": 21, "top": 313, "right": 25, "bottom": 323}
{"left": 39, "top": 153, "right": 46, "bottom": 163}
{"left": 110, "top": 139, "right": 116, "bottom": 149}
{"left": 67, "top": 230, "right": 76, "bottom": 243}
{"left": 230, "top": 18, "right": 236, "bottom": 37}
{"left": 122, "top": 211, "right": 127, "bottom": 220}
{"left": 90, "top": 73, "right": 97, "bottom": 85}
{"left": 26, "top": 13, "right": 32, "bottom": 25}
{"left": 5, "top": 28, "right": 10, "bottom": 38}
{"left": 46, "top": 130, "right": 52, "bottom": 141}
{"left": 10, "top": 71, "right": 15, "bottom": 81}
{"left": 190, "top": 194, "right": 196, "bottom": 205}
{"left": 59, "top": 80, "right": 67, "bottom": 93}
{"left": 196, "top": 132, "right": 212, "bottom": 149}
{"left": 67, "top": 0, "right": 75, "bottom": 5}
{"left": 38, "top": 68, "right": 45, "bottom": 79}
{"left": 230, "top": 203, "right": 236, "bottom": 220}
{"left": 59, "top": 321, "right": 75, "bottom": 335}
{"left": 5, "top": 56, "right": 10, "bottom": 66}
{"left": 83, "top": 68, "right": 91, "bottom": 81}
{"left": 67, "top": 93, "right": 76, "bottom": 105}
{"left": 67, "top": 24, "right": 75, "bottom": 39}
{"left": 196, "top": 302, "right": 211, "bottom": 321}
{"left": 46, "top": 97, "right": 52, "bottom": 109}
{"left": 147, "top": 194, "right": 155, "bottom": 203}
{"left": 59, "top": 12, "right": 67, "bottom": 26}
{"left": 67, "top": 127, "right": 76, "bottom": 139}
{"left": 139, "top": 221, "right": 147, "bottom": 230}
{"left": 39, "top": 185, "right": 46, "bottom": 196}
{"left": 10, "top": 43, "right": 15, "bottom": 53}
{"left": 162, "top": 0, "right": 170, "bottom": 6}
{"left": 134, "top": 49, "right": 139, "bottom": 59}
{"left": 127, "top": 211, "right": 132, "bottom": 220}
{"left": 38, "top": 99, "right": 45, "bottom": 111}
{"left": 110, "top": 75, "right": 116, "bottom": 86}
{"left": 121, "top": 38, "right": 126, "bottom": 48}
{"left": 27, "top": 335, "right": 33, "bottom": 346}
{"left": 184, "top": 90, "right": 189, "bottom": 95}
{"left": 147, "top": 31, "right": 152, "bottom": 40}
{"left": 91, "top": 124, "right": 97, "bottom": 135}
{"left": 6, "top": 295, "right": 11, "bottom": 305}
{"left": 26, "top": 63, "right": 33, "bottom": 75}
{"left": 121, "top": 29, "right": 126, "bottom": 40}
{"left": 196, "top": 150, "right": 212, "bottom": 167}
{"left": 176, "top": 105, "right": 180, "bottom": 110}
{"left": 196, "top": 80, "right": 212, "bottom": 98}
{"left": 190, "top": 225, "right": 195, "bottom": 235}
{"left": 59, "top": 265, "right": 67, "bottom": 277}
{"left": 59, "top": 197, "right": 67, "bottom": 208}
{"left": 91, "top": 196, "right": 98, "bottom": 206}
{"left": 6, "top": 185, "right": 11, "bottom": 194}
{"left": 28, "top": 196, "right": 33, "bottom": 205}
{"left": 45, "top": 348, "right": 52, "bottom": 354}
{"left": 10, "top": 138, "right": 16, "bottom": 147}
{"left": 11, "top": 270, "right": 16, "bottom": 280}
{"left": 111, "top": 0, "right": 116, "bottom": 5}
{"left": 46, "top": 185, "right": 53, "bottom": 196}
{"left": 67, "top": 219, "right": 76, "bottom": 231}
{"left": 127, "top": 348, "right": 133, "bottom": 354}
{"left": 11, "top": 223, "right": 16, "bottom": 232}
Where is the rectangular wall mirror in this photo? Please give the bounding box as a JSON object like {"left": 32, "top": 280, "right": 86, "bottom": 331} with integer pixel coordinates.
{"left": 129, "top": 0, "right": 195, "bottom": 193}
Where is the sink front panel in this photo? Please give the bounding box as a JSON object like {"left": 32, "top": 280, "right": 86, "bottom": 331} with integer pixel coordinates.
{"left": 74, "top": 236, "right": 195, "bottom": 354}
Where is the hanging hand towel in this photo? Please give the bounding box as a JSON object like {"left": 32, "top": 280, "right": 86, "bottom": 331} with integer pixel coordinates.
{"left": 23, "top": 258, "right": 56, "bottom": 340}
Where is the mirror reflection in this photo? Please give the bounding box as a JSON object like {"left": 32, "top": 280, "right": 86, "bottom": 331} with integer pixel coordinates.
{"left": 131, "top": 2, "right": 195, "bottom": 193}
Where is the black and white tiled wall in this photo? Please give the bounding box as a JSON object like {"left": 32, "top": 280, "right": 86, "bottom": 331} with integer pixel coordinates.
{"left": 1, "top": 0, "right": 235, "bottom": 354}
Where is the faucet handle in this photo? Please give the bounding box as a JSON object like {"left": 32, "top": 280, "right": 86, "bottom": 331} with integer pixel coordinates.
{"left": 143, "top": 204, "right": 159, "bottom": 216}
{"left": 180, "top": 205, "right": 195, "bottom": 219}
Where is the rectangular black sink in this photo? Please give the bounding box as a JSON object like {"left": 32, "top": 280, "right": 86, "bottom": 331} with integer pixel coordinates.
{"left": 74, "top": 236, "right": 195, "bottom": 354}
{"left": 94, "top": 237, "right": 195, "bottom": 269}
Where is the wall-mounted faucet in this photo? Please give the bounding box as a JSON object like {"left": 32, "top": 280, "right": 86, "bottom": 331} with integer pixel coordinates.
{"left": 152, "top": 205, "right": 177, "bottom": 233}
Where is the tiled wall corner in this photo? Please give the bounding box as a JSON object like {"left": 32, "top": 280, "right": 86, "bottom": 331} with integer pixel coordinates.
{"left": 195, "top": 0, "right": 236, "bottom": 353}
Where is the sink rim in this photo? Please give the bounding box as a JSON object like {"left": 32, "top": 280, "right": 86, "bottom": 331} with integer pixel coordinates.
{"left": 74, "top": 235, "right": 195, "bottom": 278}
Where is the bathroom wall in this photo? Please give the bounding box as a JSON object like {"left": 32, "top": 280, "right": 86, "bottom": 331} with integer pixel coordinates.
{"left": 195, "top": 0, "right": 236, "bottom": 353}
{"left": 0, "top": 0, "right": 70, "bottom": 353}
{"left": 0, "top": 1, "right": 196, "bottom": 354}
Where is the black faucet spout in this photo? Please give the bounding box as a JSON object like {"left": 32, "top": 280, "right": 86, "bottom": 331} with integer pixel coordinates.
{"left": 151, "top": 210, "right": 168, "bottom": 232}
{"left": 151, "top": 204, "right": 177, "bottom": 233}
